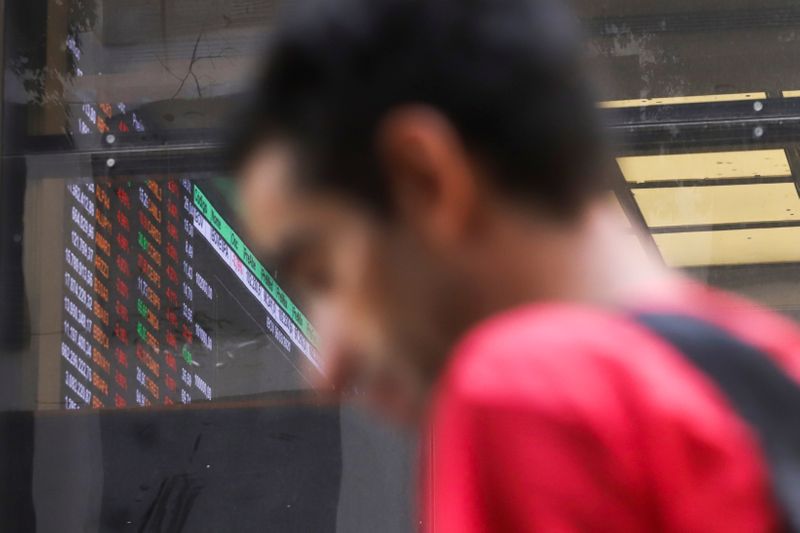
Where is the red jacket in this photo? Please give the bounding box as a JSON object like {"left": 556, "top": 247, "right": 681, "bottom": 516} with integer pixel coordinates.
{"left": 423, "top": 280, "right": 800, "bottom": 532}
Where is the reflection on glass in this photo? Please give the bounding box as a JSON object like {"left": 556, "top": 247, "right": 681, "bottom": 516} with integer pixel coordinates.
{"left": 0, "top": 3, "right": 413, "bottom": 532}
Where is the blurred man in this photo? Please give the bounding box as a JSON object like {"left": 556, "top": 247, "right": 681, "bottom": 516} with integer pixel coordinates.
{"left": 233, "top": 0, "right": 800, "bottom": 530}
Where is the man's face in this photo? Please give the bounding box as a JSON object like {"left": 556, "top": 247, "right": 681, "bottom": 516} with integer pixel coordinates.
{"left": 238, "top": 142, "right": 455, "bottom": 422}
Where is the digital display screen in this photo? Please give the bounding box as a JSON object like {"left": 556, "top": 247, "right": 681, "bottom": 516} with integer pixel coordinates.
{"left": 51, "top": 5, "right": 326, "bottom": 409}
{"left": 0, "top": 5, "right": 412, "bottom": 532}
{"left": 59, "top": 177, "right": 319, "bottom": 409}
{"left": 75, "top": 101, "right": 143, "bottom": 136}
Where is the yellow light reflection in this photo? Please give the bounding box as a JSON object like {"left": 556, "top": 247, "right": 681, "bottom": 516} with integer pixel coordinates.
{"left": 654, "top": 227, "right": 800, "bottom": 267}
{"left": 618, "top": 149, "right": 791, "bottom": 183}
{"left": 633, "top": 183, "right": 800, "bottom": 227}
{"left": 599, "top": 92, "right": 766, "bottom": 109}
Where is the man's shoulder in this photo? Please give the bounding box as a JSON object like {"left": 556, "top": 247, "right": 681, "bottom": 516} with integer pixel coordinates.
{"left": 450, "top": 302, "right": 642, "bottom": 363}
{"left": 436, "top": 295, "right": 800, "bottom": 426}
{"left": 439, "top": 304, "right": 655, "bottom": 407}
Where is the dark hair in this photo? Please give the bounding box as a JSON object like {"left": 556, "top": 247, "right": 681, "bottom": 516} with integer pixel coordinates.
{"left": 234, "top": 0, "right": 607, "bottom": 217}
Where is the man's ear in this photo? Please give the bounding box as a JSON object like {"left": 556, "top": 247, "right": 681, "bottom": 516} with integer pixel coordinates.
{"left": 376, "top": 106, "right": 480, "bottom": 247}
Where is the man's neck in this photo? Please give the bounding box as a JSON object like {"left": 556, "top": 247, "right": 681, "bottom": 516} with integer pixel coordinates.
{"left": 474, "top": 200, "right": 674, "bottom": 313}
{"left": 418, "top": 200, "right": 675, "bottom": 387}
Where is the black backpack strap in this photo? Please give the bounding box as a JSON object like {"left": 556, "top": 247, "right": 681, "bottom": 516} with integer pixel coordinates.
{"left": 634, "top": 313, "right": 800, "bottom": 532}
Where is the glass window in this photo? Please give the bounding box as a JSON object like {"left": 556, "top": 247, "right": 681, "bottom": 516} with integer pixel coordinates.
{"left": 3, "top": 1, "right": 800, "bottom": 531}
{"left": 0, "top": 2, "right": 411, "bottom": 531}
{"left": 579, "top": 0, "right": 800, "bottom": 321}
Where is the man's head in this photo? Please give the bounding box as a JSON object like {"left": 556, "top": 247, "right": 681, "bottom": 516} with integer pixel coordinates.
{"left": 236, "top": 0, "right": 613, "bottom": 418}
